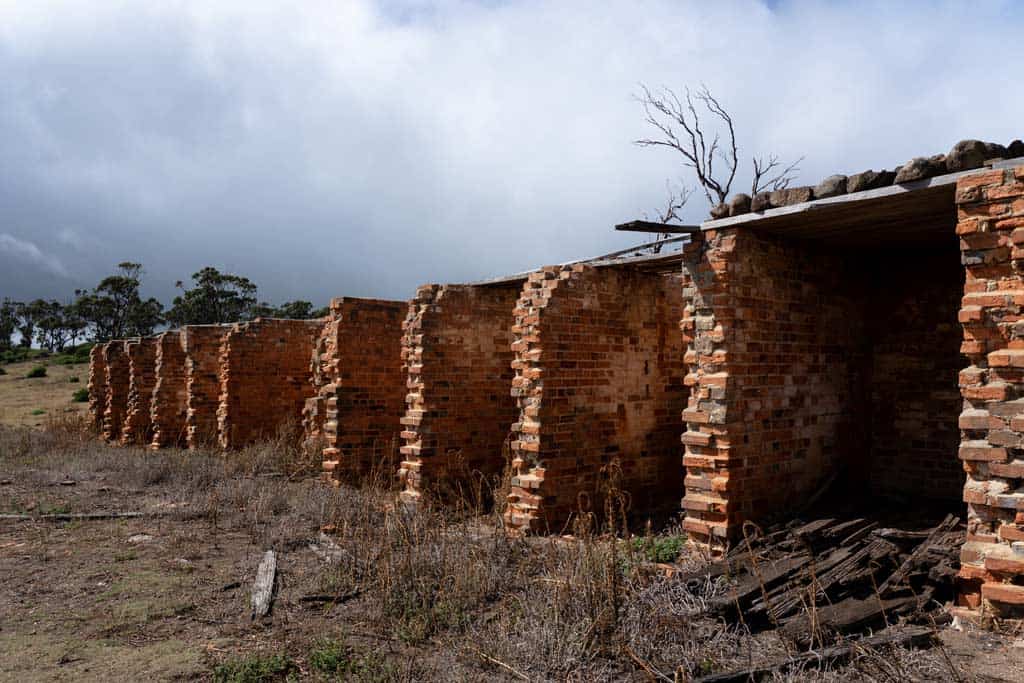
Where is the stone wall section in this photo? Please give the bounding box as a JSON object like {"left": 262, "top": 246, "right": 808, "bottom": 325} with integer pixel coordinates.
{"left": 398, "top": 283, "right": 520, "bottom": 504}
{"left": 505, "top": 265, "right": 687, "bottom": 533}
{"left": 121, "top": 338, "right": 158, "bottom": 445}
{"left": 312, "top": 298, "right": 405, "bottom": 482}
{"left": 954, "top": 166, "right": 1024, "bottom": 616}
{"left": 182, "top": 325, "right": 230, "bottom": 449}
{"left": 101, "top": 340, "right": 130, "bottom": 442}
{"left": 87, "top": 344, "right": 108, "bottom": 434}
{"left": 217, "top": 319, "right": 320, "bottom": 448}
{"left": 150, "top": 330, "right": 188, "bottom": 448}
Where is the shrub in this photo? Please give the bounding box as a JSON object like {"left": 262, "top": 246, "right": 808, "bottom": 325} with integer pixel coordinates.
{"left": 0, "top": 367, "right": 5, "bottom": 375}
{"left": 632, "top": 535, "right": 685, "bottom": 563}
{"left": 26, "top": 366, "right": 46, "bottom": 378}
{"left": 69, "top": 376, "right": 79, "bottom": 383}
{"left": 212, "top": 654, "right": 293, "bottom": 683}
{"left": 72, "top": 388, "right": 89, "bottom": 403}
{"left": 31, "top": 409, "right": 45, "bottom": 416}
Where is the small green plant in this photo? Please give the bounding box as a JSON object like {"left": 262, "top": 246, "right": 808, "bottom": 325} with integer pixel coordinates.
{"left": 30, "top": 409, "right": 46, "bottom": 416}
{"left": 68, "top": 375, "right": 80, "bottom": 383}
{"left": 72, "top": 388, "right": 89, "bottom": 402}
{"left": 26, "top": 366, "right": 47, "bottom": 378}
{"left": 212, "top": 653, "right": 294, "bottom": 682}
{"left": 309, "top": 640, "right": 393, "bottom": 679}
{"left": 632, "top": 535, "right": 685, "bottom": 563}
{"left": 0, "top": 366, "right": 6, "bottom": 375}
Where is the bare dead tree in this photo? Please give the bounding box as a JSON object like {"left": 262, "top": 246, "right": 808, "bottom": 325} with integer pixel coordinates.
{"left": 751, "top": 154, "right": 803, "bottom": 195}
{"left": 636, "top": 83, "right": 801, "bottom": 213}
{"left": 643, "top": 180, "right": 693, "bottom": 252}
{"left": 635, "top": 84, "right": 738, "bottom": 206}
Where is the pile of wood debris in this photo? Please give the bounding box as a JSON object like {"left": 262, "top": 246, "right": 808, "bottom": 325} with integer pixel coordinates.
{"left": 684, "top": 514, "right": 963, "bottom": 682}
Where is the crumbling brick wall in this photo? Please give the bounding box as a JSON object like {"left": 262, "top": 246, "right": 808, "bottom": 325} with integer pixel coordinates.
{"left": 954, "top": 166, "right": 1024, "bottom": 615}
{"left": 121, "top": 337, "right": 157, "bottom": 445}
{"left": 398, "top": 282, "right": 520, "bottom": 504}
{"left": 678, "top": 231, "right": 869, "bottom": 546}
{"left": 311, "top": 298, "right": 406, "bottom": 482}
{"left": 217, "top": 319, "right": 321, "bottom": 448}
{"left": 182, "top": 325, "right": 230, "bottom": 449}
{"left": 150, "top": 330, "right": 188, "bottom": 448}
{"left": 87, "top": 344, "right": 107, "bottom": 435}
{"left": 101, "top": 340, "right": 130, "bottom": 442}
{"left": 505, "top": 265, "right": 687, "bottom": 532}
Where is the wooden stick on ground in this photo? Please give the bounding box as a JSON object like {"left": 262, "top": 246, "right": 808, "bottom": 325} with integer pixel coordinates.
{"left": 250, "top": 550, "right": 277, "bottom": 619}
{"left": 0, "top": 512, "right": 153, "bottom": 522}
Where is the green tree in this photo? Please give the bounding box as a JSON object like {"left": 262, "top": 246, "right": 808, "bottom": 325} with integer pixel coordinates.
{"left": 165, "top": 267, "right": 258, "bottom": 325}
{"left": 34, "top": 300, "right": 71, "bottom": 352}
{"left": 74, "top": 262, "right": 164, "bottom": 341}
{"left": 0, "top": 299, "right": 18, "bottom": 351}
{"left": 15, "top": 300, "right": 48, "bottom": 348}
{"left": 252, "top": 300, "right": 328, "bottom": 320}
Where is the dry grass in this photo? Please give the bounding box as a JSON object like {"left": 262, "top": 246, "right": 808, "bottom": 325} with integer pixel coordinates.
{"left": 0, "top": 425, "right": 1001, "bottom": 681}
{"left": 0, "top": 359, "right": 90, "bottom": 427}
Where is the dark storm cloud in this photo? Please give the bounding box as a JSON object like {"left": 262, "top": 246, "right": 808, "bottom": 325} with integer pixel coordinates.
{"left": 1, "top": 1, "right": 1022, "bottom": 305}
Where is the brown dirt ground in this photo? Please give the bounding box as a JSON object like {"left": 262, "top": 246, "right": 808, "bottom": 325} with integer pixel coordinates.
{"left": 0, "top": 359, "right": 89, "bottom": 427}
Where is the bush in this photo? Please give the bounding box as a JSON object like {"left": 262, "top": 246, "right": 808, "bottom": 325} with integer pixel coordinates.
{"left": 0, "top": 367, "right": 6, "bottom": 375}
{"left": 26, "top": 366, "right": 47, "bottom": 378}
{"left": 30, "top": 409, "right": 45, "bottom": 416}
{"left": 69, "top": 376, "right": 80, "bottom": 383}
{"left": 72, "top": 388, "right": 89, "bottom": 403}
{"left": 212, "top": 654, "right": 294, "bottom": 682}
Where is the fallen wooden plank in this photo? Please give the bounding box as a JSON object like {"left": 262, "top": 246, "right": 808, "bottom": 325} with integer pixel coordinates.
{"left": 877, "top": 515, "right": 958, "bottom": 596}
{"left": 251, "top": 550, "right": 277, "bottom": 619}
{"left": 0, "top": 512, "right": 153, "bottom": 522}
{"left": 694, "top": 625, "right": 936, "bottom": 683}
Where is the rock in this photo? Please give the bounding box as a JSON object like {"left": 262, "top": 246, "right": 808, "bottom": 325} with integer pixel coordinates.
{"left": 984, "top": 141, "right": 1008, "bottom": 160}
{"left": 128, "top": 533, "right": 154, "bottom": 544}
{"left": 728, "top": 193, "right": 751, "bottom": 216}
{"left": 779, "top": 186, "right": 814, "bottom": 206}
{"left": 814, "top": 175, "right": 847, "bottom": 199}
{"left": 895, "top": 156, "right": 945, "bottom": 183}
{"left": 847, "top": 170, "right": 896, "bottom": 193}
{"left": 1008, "top": 139, "right": 1024, "bottom": 158}
{"left": 947, "top": 140, "right": 987, "bottom": 172}
{"left": 750, "top": 191, "right": 772, "bottom": 212}
{"left": 709, "top": 203, "right": 730, "bottom": 220}
{"left": 931, "top": 154, "right": 949, "bottom": 173}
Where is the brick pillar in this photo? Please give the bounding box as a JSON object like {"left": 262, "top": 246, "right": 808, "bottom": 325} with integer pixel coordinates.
{"left": 398, "top": 283, "right": 520, "bottom": 505}
{"left": 150, "top": 330, "right": 187, "bottom": 448}
{"left": 504, "top": 264, "right": 686, "bottom": 533}
{"left": 955, "top": 166, "right": 1024, "bottom": 616}
{"left": 217, "top": 318, "right": 321, "bottom": 448}
{"left": 182, "top": 325, "right": 230, "bottom": 449}
{"left": 121, "top": 337, "right": 157, "bottom": 445}
{"left": 87, "top": 345, "right": 107, "bottom": 435}
{"left": 310, "top": 298, "right": 406, "bottom": 482}
{"left": 101, "top": 340, "right": 130, "bottom": 442}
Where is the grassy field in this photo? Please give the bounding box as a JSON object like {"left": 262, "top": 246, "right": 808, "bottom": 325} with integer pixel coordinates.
{"left": 0, "top": 358, "right": 90, "bottom": 427}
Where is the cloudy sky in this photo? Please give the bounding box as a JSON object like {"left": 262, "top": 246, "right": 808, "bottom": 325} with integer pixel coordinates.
{"left": 1, "top": 0, "right": 1022, "bottom": 306}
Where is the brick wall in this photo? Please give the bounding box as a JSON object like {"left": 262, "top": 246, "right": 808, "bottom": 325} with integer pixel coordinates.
{"left": 121, "top": 338, "right": 158, "bottom": 445}
{"left": 398, "top": 282, "right": 521, "bottom": 504}
{"left": 217, "top": 319, "right": 321, "bottom": 448}
{"left": 87, "top": 345, "right": 107, "bottom": 435}
{"left": 150, "top": 330, "right": 188, "bottom": 448}
{"left": 867, "top": 249, "right": 964, "bottom": 500}
{"left": 680, "top": 231, "right": 878, "bottom": 546}
{"left": 954, "top": 166, "right": 1024, "bottom": 616}
{"left": 312, "top": 298, "right": 406, "bottom": 482}
{"left": 505, "top": 265, "right": 687, "bottom": 533}
{"left": 182, "top": 325, "right": 230, "bottom": 449}
{"left": 101, "top": 340, "right": 130, "bottom": 442}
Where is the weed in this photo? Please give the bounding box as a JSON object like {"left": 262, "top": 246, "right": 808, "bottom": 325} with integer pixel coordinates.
{"left": 0, "top": 366, "right": 6, "bottom": 375}
{"left": 26, "top": 366, "right": 47, "bottom": 379}
{"left": 212, "top": 653, "right": 294, "bottom": 682}
{"left": 69, "top": 376, "right": 80, "bottom": 383}
{"left": 30, "top": 409, "right": 45, "bottom": 416}
{"left": 632, "top": 534, "right": 685, "bottom": 563}
{"left": 71, "top": 388, "right": 89, "bottom": 402}
{"left": 309, "top": 640, "right": 396, "bottom": 680}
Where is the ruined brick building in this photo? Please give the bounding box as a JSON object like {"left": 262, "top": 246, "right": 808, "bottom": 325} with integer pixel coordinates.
{"left": 87, "top": 140, "right": 1024, "bottom": 620}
